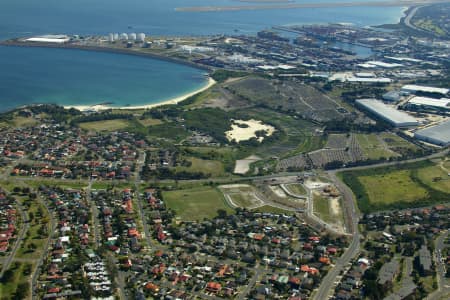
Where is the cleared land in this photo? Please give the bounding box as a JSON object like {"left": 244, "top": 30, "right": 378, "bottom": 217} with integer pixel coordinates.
{"left": 356, "top": 133, "right": 398, "bottom": 160}
{"left": 79, "top": 119, "right": 130, "bottom": 132}
{"left": 313, "top": 193, "right": 333, "bottom": 224}
{"left": 312, "top": 189, "right": 344, "bottom": 231}
{"left": 163, "top": 186, "right": 233, "bottom": 221}
{"left": 220, "top": 184, "right": 265, "bottom": 209}
{"left": 284, "top": 183, "right": 307, "bottom": 196}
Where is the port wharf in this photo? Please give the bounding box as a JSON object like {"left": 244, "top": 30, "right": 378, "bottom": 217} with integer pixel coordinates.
{"left": 0, "top": 39, "right": 213, "bottom": 72}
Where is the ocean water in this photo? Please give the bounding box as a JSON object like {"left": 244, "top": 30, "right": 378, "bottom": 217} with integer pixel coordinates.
{"left": 0, "top": 46, "right": 207, "bottom": 112}
{"left": 0, "top": 0, "right": 406, "bottom": 110}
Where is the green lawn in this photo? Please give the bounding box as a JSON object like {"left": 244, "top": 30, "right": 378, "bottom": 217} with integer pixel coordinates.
{"left": 91, "top": 181, "right": 132, "bottom": 190}
{"left": 79, "top": 119, "right": 131, "bottom": 132}
{"left": 175, "top": 157, "right": 225, "bottom": 177}
{"left": 358, "top": 170, "right": 428, "bottom": 205}
{"left": 163, "top": 186, "right": 234, "bottom": 221}
{"left": 284, "top": 183, "right": 307, "bottom": 196}
{"left": 341, "top": 160, "right": 450, "bottom": 213}
{"left": 416, "top": 165, "right": 450, "bottom": 193}
{"left": 138, "top": 118, "right": 164, "bottom": 127}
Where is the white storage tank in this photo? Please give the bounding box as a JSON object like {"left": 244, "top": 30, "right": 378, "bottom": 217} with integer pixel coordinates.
{"left": 120, "top": 33, "right": 128, "bottom": 41}
{"left": 128, "top": 33, "right": 137, "bottom": 41}
{"left": 137, "top": 33, "right": 146, "bottom": 42}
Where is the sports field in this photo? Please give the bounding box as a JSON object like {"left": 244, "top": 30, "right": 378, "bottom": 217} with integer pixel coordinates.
{"left": 163, "top": 186, "right": 233, "bottom": 221}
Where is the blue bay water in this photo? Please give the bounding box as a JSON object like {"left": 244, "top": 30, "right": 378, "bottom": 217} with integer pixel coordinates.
{"left": 0, "top": 0, "right": 406, "bottom": 110}
{"left": 0, "top": 46, "right": 207, "bottom": 112}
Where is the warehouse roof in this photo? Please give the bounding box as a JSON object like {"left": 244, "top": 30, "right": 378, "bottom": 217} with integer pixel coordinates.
{"left": 414, "top": 119, "right": 450, "bottom": 146}
{"left": 25, "top": 35, "right": 70, "bottom": 44}
{"left": 408, "top": 97, "right": 450, "bottom": 109}
{"left": 356, "top": 99, "right": 418, "bottom": 126}
{"left": 401, "top": 84, "right": 449, "bottom": 95}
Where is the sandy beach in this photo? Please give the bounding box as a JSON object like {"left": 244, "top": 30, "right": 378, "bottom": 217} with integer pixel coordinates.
{"left": 64, "top": 77, "right": 215, "bottom": 112}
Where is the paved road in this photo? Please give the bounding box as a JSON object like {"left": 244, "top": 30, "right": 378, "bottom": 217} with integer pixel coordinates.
{"left": 403, "top": 5, "right": 426, "bottom": 32}
{"left": 313, "top": 171, "right": 360, "bottom": 300}
{"left": 237, "top": 265, "right": 263, "bottom": 300}
{"left": 428, "top": 230, "right": 450, "bottom": 300}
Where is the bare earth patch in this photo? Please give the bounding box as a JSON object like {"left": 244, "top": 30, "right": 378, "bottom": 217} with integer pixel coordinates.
{"left": 233, "top": 155, "right": 261, "bottom": 174}
{"left": 225, "top": 119, "right": 275, "bottom": 142}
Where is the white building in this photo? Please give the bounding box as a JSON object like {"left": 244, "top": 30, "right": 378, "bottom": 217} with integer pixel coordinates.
{"left": 414, "top": 120, "right": 450, "bottom": 146}
{"left": 401, "top": 84, "right": 449, "bottom": 96}
{"left": 356, "top": 99, "right": 419, "bottom": 127}
{"left": 25, "top": 35, "right": 70, "bottom": 44}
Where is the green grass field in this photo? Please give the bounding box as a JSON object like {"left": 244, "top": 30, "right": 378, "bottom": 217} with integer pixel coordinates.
{"left": 340, "top": 160, "right": 450, "bottom": 213}
{"left": 79, "top": 119, "right": 131, "bottom": 132}
{"left": 163, "top": 186, "right": 234, "bottom": 221}
{"left": 358, "top": 170, "right": 429, "bottom": 205}
{"left": 284, "top": 183, "right": 307, "bottom": 196}
{"left": 416, "top": 165, "right": 450, "bottom": 193}
{"left": 175, "top": 157, "right": 224, "bottom": 177}
{"left": 138, "top": 118, "right": 164, "bottom": 127}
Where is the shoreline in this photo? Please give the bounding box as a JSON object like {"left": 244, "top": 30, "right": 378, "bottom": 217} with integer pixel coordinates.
{"left": 63, "top": 77, "right": 216, "bottom": 112}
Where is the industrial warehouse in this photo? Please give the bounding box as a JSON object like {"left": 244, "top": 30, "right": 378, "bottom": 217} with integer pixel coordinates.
{"left": 355, "top": 99, "right": 419, "bottom": 127}
{"left": 414, "top": 120, "right": 450, "bottom": 146}
{"left": 406, "top": 96, "right": 450, "bottom": 111}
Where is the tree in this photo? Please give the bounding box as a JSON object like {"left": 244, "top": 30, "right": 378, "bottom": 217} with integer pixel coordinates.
{"left": 217, "top": 209, "right": 228, "bottom": 219}
{"left": 14, "top": 282, "right": 30, "bottom": 300}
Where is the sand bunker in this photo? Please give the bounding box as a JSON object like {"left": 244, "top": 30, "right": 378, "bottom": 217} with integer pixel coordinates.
{"left": 226, "top": 119, "right": 275, "bottom": 143}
